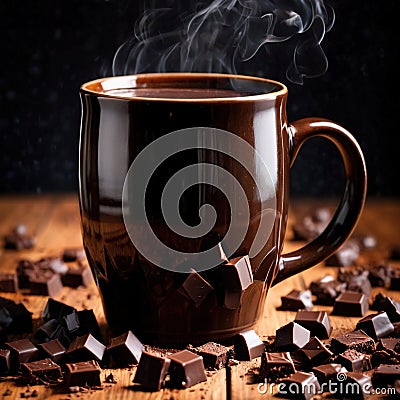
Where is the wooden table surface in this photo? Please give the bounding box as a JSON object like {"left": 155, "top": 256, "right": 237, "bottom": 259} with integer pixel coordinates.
{"left": 0, "top": 195, "right": 399, "bottom": 400}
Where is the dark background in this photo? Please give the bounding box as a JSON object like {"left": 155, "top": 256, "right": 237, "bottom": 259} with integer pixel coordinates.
{"left": 0, "top": 0, "right": 392, "bottom": 197}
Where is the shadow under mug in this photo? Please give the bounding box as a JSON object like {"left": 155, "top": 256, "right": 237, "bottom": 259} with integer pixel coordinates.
{"left": 79, "top": 73, "right": 366, "bottom": 345}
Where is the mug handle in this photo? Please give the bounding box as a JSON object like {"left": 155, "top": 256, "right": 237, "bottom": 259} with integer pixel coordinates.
{"left": 272, "top": 117, "right": 367, "bottom": 286}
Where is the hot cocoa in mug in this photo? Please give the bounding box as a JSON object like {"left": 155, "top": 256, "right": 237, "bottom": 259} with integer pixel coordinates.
{"left": 79, "top": 73, "right": 366, "bottom": 345}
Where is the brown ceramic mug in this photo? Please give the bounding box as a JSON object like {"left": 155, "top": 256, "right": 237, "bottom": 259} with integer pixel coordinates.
{"left": 79, "top": 73, "right": 366, "bottom": 345}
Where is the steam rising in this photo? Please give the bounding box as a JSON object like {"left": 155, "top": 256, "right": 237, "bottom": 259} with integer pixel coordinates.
{"left": 112, "top": 0, "right": 334, "bottom": 84}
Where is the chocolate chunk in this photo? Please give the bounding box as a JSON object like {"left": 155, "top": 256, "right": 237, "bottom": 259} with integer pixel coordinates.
{"left": 309, "top": 276, "right": 346, "bottom": 305}
{"left": 294, "top": 310, "right": 332, "bottom": 339}
{"left": 332, "top": 291, "right": 369, "bottom": 317}
{"left": 259, "top": 352, "right": 295, "bottom": 382}
{"left": 370, "top": 350, "right": 399, "bottom": 367}
{"left": 107, "top": 331, "right": 143, "bottom": 367}
{"left": 190, "top": 342, "right": 232, "bottom": 370}
{"left": 0, "top": 349, "right": 11, "bottom": 376}
{"left": 390, "top": 269, "right": 400, "bottom": 291}
{"left": 338, "top": 267, "right": 372, "bottom": 297}
{"left": 278, "top": 371, "right": 320, "bottom": 400}
{"left": 336, "top": 349, "right": 371, "bottom": 372}
{"left": 4, "top": 231, "right": 35, "bottom": 250}
{"left": 5, "top": 339, "right": 39, "bottom": 371}
{"left": 62, "top": 248, "right": 85, "bottom": 262}
{"left": 32, "top": 319, "right": 70, "bottom": 346}
{"left": 220, "top": 255, "right": 253, "bottom": 292}
{"left": 168, "top": 349, "right": 207, "bottom": 389}
{"left": 133, "top": 351, "right": 171, "bottom": 391}
{"left": 370, "top": 293, "right": 400, "bottom": 322}
{"left": 379, "top": 338, "right": 400, "bottom": 355}
{"left": 64, "top": 360, "right": 101, "bottom": 387}
{"left": 278, "top": 289, "right": 313, "bottom": 311}
{"left": 389, "top": 246, "right": 400, "bottom": 260}
{"left": 0, "top": 302, "right": 33, "bottom": 333}
{"left": 61, "top": 266, "right": 93, "bottom": 288}
{"left": 311, "top": 363, "right": 348, "bottom": 385}
{"left": 330, "top": 330, "right": 375, "bottom": 354}
{"left": 66, "top": 333, "right": 105, "bottom": 362}
{"left": 292, "top": 208, "right": 331, "bottom": 241}
{"left": 372, "top": 364, "right": 400, "bottom": 388}
{"left": 234, "top": 330, "right": 265, "bottom": 360}
{"left": 325, "top": 239, "right": 360, "bottom": 266}
{"left": 178, "top": 271, "right": 213, "bottom": 306}
{"left": 295, "top": 337, "right": 333, "bottom": 367}
{"left": 76, "top": 309, "right": 103, "bottom": 342}
{"left": 355, "top": 311, "right": 394, "bottom": 340}
{"left": 42, "top": 298, "right": 76, "bottom": 322}
{"left": 275, "top": 322, "right": 310, "bottom": 352}
{"left": 37, "top": 339, "right": 66, "bottom": 363}
{"left": 342, "top": 372, "right": 373, "bottom": 399}
{"left": 367, "top": 263, "right": 392, "bottom": 287}
{"left": 20, "top": 358, "right": 62, "bottom": 384}
{"left": 0, "top": 273, "right": 19, "bottom": 293}
{"left": 29, "top": 273, "right": 63, "bottom": 297}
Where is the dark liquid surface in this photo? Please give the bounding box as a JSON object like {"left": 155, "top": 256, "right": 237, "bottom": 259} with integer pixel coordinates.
{"left": 103, "top": 87, "right": 254, "bottom": 99}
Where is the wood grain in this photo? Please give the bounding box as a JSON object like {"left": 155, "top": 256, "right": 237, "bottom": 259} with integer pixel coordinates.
{"left": 0, "top": 195, "right": 399, "bottom": 400}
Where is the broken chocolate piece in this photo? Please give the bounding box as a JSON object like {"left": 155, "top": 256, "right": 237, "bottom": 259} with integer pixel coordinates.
{"left": 5, "top": 339, "right": 39, "bottom": 371}
{"left": 309, "top": 276, "right": 346, "bottom": 305}
{"left": 179, "top": 271, "right": 213, "bottom": 306}
{"left": 133, "top": 351, "right": 170, "bottom": 391}
{"left": 332, "top": 291, "right": 369, "bottom": 317}
{"left": 390, "top": 269, "right": 400, "bottom": 291}
{"left": 4, "top": 231, "right": 35, "bottom": 250}
{"left": 338, "top": 267, "right": 372, "bottom": 296}
{"left": 336, "top": 349, "right": 371, "bottom": 372}
{"left": 64, "top": 360, "right": 101, "bottom": 387}
{"left": 259, "top": 352, "right": 295, "bottom": 382}
{"left": 330, "top": 330, "right": 375, "bottom": 354}
{"left": 275, "top": 322, "right": 310, "bottom": 352}
{"left": 0, "top": 302, "right": 33, "bottom": 333}
{"left": 295, "top": 337, "right": 333, "bottom": 367}
{"left": 370, "top": 293, "right": 400, "bottom": 322}
{"left": 20, "top": 358, "right": 62, "bottom": 384}
{"left": 0, "top": 349, "right": 10, "bottom": 376}
{"left": 29, "top": 273, "right": 63, "bottom": 297}
{"left": 107, "top": 331, "right": 143, "bottom": 367}
{"left": 66, "top": 333, "right": 105, "bottom": 362}
{"left": 342, "top": 372, "right": 373, "bottom": 399}
{"left": 37, "top": 339, "right": 66, "bottom": 363}
{"left": 325, "top": 239, "right": 360, "bottom": 267}
{"left": 372, "top": 364, "right": 400, "bottom": 388}
{"left": 355, "top": 311, "right": 394, "bottom": 340}
{"left": 221, "top": 255, "right": 253, "bottom": 292}
{"left": 367, "top": 263, "right": 392, "bottom": 287}
{"left": 42, "top": 298, "right": 76, "bottom": 322}
{"left": 294, "top": 310, "right": 332, "bottom": 339}
{"left": 168, "top": 349, "right": 207, "bottom": 389}
{"left": 0, "top": 273, "right": 19, "bottom": 293}
{"left": 389, "top": 246, "right": 400, "bottom": 261}
{"left": 311, "top": 363, "right": 348, "bottom": 385}
{"left": 32, "top": 319, "right": 70, "bottom": 346}
{"left": 190, "top": 342, "right": 232, "bottom": 370}
{"left": 278, "top": 371, "right": 320, "bottom": 400}
{"left": 279, "top": 289, "right": 313, "bottom": 311}
{"left": 234, "top": 330, "right": 265, "bottom": 360}
{"left": 61, "top": 266, "right": 93, "bottom": 288}
{"left": 62, "top": 248, "right": 85, "bottom": 262}
{"left": 379, "top": 338, "right": 400, "bottom": 356}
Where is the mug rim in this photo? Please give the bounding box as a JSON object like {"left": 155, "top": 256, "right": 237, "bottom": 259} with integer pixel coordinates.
{"left": 80, "top": 72, "right": 288, "bottom": 102}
